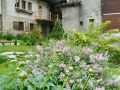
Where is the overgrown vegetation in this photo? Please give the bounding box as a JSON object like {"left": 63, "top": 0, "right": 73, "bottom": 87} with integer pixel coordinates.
{"left": 49, "top": 20, "right": 64, "bottom": 39}
{"left": 0, "top": 25, "right": 44, "bottom": 46}
{"left": 0, "top": 21, "right": 120, "bottom": 90}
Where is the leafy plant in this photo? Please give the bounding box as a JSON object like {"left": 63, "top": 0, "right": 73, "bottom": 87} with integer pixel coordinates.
{"left": 50, "top": 20, "right": 64, "bottom": 39}
{"left": 0, "top": 55, "right": 8, "bottom": 63}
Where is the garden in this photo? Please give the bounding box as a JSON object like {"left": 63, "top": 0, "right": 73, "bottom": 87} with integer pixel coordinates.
{"left": 0, "top": 20, "right": 120, "bottom": 90}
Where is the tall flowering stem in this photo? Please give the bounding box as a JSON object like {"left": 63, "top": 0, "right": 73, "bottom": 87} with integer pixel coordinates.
{"left": 83, "top": 75, "right": 90, "bottom": 90}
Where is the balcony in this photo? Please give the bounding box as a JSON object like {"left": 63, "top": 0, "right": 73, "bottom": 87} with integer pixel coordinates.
{"left": 34, "top": 11, "right": 58, "bottom": 21}
{"left": 15, "top": 6, "right": 33, "bottom": 14}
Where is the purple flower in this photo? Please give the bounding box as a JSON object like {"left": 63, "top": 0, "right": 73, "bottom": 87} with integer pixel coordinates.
{"left": 36, "top": 45, "right": 43, "bottom": 53}
{"left": 83, "top": 48, "right": 93, "bottom": 56}
{"left": 59, "top": 64, "right": 66, "bottom": 69}
{"left": 64, "top": 68, "right": 69, "bottom": 74}
{"left": 89, "top": 53, "right": 108, "bottom": 63}
{"left": 95, "top": 87, "right": 105, "bottom": 90}
{"left": 52, "top": 41, "right": 70, "bottom": 53}
{"left": 74, "top": 56, "right": 80, "bottom": 62}
{"left": 107, "top": 79, "right": 116, "bottom": 87}
{"left": 88, "top": 80, "right": 94, "bottom": 88}
{"left": 93, "top": 64, "right": 102, "bottom": 74}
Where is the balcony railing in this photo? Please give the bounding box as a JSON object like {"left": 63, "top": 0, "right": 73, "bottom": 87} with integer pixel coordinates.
{"left": 34, "top": 11, "right": 58, "bottom": 21}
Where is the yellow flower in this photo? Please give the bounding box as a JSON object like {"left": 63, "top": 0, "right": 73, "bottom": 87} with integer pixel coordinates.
{"left": 106, "top": 21, "right": 111, "bottom": 24}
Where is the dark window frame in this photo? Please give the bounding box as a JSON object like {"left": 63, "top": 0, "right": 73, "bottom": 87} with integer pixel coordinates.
{"left": 15, "top": 0, "right": 20, "bottom": 7}
{"left": 30, "top": 23, "right": 34, "bottom": 31}
{"left": 22, "top": 0, "right": 26, "bottom": 9}
{"left": 28, "top": 2, "right": 32, "bottom": 11}
{"left": 80, "top": 21, "right": 83, "bottom": 26}
{"left": 13, "top": 21, "right": 24, "bottom": 31}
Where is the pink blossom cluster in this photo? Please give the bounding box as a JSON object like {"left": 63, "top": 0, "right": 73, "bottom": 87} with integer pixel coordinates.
{"left": 52, "top": 41, "right": 70, "bottom": 53}
{"left": 83, "top": 48, "right": 93, "bottom": 56}
{"left": 89, "top": 52, "right": 108, "bottom": 63}
{"left": 59, "top": 63, "right": 70, "bottom": 74}
{"left": 93, "top": 64, "right": 103, "bottom": 74}
{"left": 95, "top": 87, "right": 105, "bottom": 90}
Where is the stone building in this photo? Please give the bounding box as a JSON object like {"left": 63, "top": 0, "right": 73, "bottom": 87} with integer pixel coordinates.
{"left": 61, "top": 0, "right": 102, "bottom": 32}
{"left": 0, "top": 0, "right": 57, "bottom": 36}
{"left": 61, "top": 0, "right": 120, "bottom": 32}
{"left": 0, "top": 0, "right": 119, "bottom": 35}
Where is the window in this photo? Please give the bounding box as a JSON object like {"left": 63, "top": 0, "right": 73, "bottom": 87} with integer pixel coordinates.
{"left": 22, "top": 0, "right": 26, "bottom": 9}
{"left": 89, "top": 19, "right": 94, "bottom": 23}
{"left": 13, "top": 21, "right": 24, "bottom": 31}
{"left": 38, "top": 5, "right": 42, "bottom": 12}
{"left": 30, "top": 23, "right": 34, "bottom": 30}
{"left": 19, "top": 22, "right": 24, "bottom": 30}
{"left": 28, "top": 2, "right": 32, "bottom": 11}
{"left": 80, "top": 21, "right": 83, "bottom": 26}
{"left": 15, "top": 0, "right": 20, "bottom": 7}
{"left": 89, "top": 19, "right": 94, "bottom": 27}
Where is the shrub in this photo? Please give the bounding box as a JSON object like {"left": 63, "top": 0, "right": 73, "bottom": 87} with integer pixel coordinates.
{"left": 0, "top": 32, "right": 4, "bottom": 39}
{"left": 50, "top": 20, "right": 64, "bottom": 39}
{"left": 109, "top": 47, "right": 120, "bottom": 64}
{"left": 0, "top": 55, "right": 8, "bottom": 63}
{"left": 31, "top": 26, "right": 43, "bottom": 45}
{"left": 3, "top": 34, "right": 15, "bottom": 41}
{"left": 67, "top": 22, "right": 110, "bottom": 46}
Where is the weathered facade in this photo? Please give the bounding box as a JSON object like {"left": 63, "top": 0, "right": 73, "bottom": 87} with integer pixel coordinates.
{"left": 0, "top": 0, "right": 57, "bottom": 36}
{"left": 0, "top": 0, "right": 120, "bottom": 34}
{"left": 61, "top": 0, "right": 120, "bottom": 31}
{"left": 61, "top": 0, "right": 102, "bottom": 32}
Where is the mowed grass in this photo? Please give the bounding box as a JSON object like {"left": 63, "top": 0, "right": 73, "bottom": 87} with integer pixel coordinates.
{"left": 0, "top": 45, "right": 37, "bottom": 53}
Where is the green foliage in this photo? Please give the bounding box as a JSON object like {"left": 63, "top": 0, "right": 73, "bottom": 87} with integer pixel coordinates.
{"left": 0, "top": 55, "right": 8, "bottom": 63}
{"left": 67, "top": 32, "right": 91, "bottom": 46}
{"left": 109, "top": 47, "right": 120, "bottom": 64}
{"left": 50, "top": 20, "right": 64, "bottom": 39}
{"left": 3, "top": 34, "right": 15, "bottom": 41}
{"left": 67, "top": 22, "right": 109, "bottom": 46}
{"left": 0, "top": 26, "right": 43, "bottom": 46}
{"left": 0, "top": 45, "right": 36, "bottom": 53}
{"left": 31, "top": 26, "right": 43, "bottom": 45}
{"left": 0, "top": 21, "right": 120, "bottom": 90}
{"left": 0, "top": 32, "right": 4, "bottom": 39}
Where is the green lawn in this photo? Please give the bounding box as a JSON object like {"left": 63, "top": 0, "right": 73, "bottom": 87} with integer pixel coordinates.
{"left": 0, "top": 45, "right": 37, "bottom": 53}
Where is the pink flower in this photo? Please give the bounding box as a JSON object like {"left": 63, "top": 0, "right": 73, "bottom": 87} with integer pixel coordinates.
{"left": 59, "top": 64, "right": 66, "bottom": 69}
{"left": 93, "top": 64, "right": 102, "bottom": 74}
{"left": 107, "top": 79, "right": 116, "bottom": 87}
{"left": 52, "top": 41, "right": 70, "bottom": 53}
{"left": 83, "top": 48, "right": 93, "bottom": 56}
{"left": 74, "top": 56, "right": 80, "bottom": 62}
{"left": 89, "top": 53, "right": 108, "bottom": 63}
{"left": 36, "top": 45, "right": 43, "bottom": 53}
{"left": 95, "top": 87, "right": 105, "bottom": 90}
{"left": 64, "top": 68, "right": 69, "bottom": 74}
{"left": 88, "top": 80, "right": 94, "bottom": 88}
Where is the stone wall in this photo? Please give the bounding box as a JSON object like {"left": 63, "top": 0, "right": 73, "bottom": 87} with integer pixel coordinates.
{"left": 79, "top": 0, "right": 102, "bottom": 31}
{"left": 1, "top": 0, "right": 50, "bottom": 34}
{"left": 0, "top": 0, "right": 1, "bottom": 14}
{"left": 62, "top": 6, "right": 80, "bottom": 32}
{"left": 62, "top": 0, "right": 102, "bottom": 32}
{"left": 0, "top": 15, "right": 2, "bottom": 31}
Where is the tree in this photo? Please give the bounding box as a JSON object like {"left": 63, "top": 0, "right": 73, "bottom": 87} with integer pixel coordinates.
{"left": 50, "top": 20, "right": 64, "bottom": 39}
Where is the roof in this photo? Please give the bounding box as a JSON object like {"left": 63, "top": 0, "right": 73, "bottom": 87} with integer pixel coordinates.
{"left": 61, "top": 1, "right": 81, "bottom": 7}
{"left": 39, "top": 0, "right": 63, "bottom": 4}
